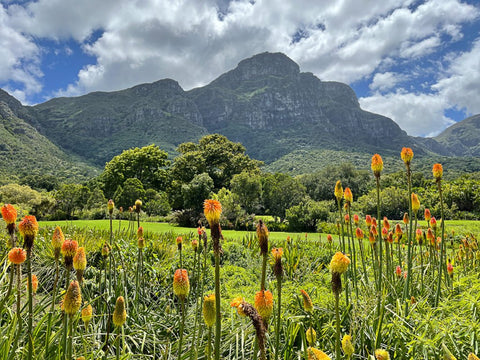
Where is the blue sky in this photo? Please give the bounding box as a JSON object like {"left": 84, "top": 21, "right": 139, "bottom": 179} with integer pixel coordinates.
{"left": 1, "top": 0, "right": 479, "bottom": 137}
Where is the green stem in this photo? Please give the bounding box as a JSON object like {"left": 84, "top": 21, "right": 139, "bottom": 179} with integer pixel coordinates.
{"left": 375, "top": 176, "right": 384, "bottom": 351}
{"left": 16, "top": 264, "right": 22, "bottom": 337}
{"left": 178, "top": 299, "right": 186, "bottom": 359}
{"left": 68, "top": 315, "right": 74, "bottom": 360}
{"left": 434, "top": 182, "right": 446, "bottom": 307}
{"left": 275, "top": 275, "right": 282, "bottom": 360}
{"left": 207, "top": 326, "right": 212, "bottom": 360}
{"left": 334, "top": 292, "right": 341, "bottom": 360}
{"left": 26, "top": 248, "right": 33, "bottom": 360}
{"left": 260, "top": 253, "right": 267, "bottom": 291}
{"left": 337, "top": 198, "right": 349, "bottom": 307}
{"left": 214, "top": 252, "right": 221, "bottom": 360}
{"left": 45, "top": 258, "right": 60, "bottom": 357}
{"left": 190, "top": 252, "right": 199, "bottom": 360}
{"left": 116, "top": 326, "right": 121, "bottom": 360}
{"left": 347, "top": 206, "right": 358, "bottom": 299}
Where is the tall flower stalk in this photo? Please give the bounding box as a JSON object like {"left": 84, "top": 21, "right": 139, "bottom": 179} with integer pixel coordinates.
{"left": 334, "top": 181, "right": 349, "bottom": 307}
{"left": 257, "top": 220, "right": 269, "bottom": 291}
{"left": 8, "top": 248, "right": 26, "bottom": 339}
{"left": 272, "top": 248, "right": 283, "bottom": 360}
{"left": 64, "top": 280, "right": 82, "bottom": 360}
{"left": 330, "top": 252, "right": 351, "bottom": 360}
{"left": 400, "top": 147, "right": 414, "bottom": 314}
{"left": 174, "top": 269, "right": 190, "bottom": 359}
{"left": 371, "top": 154, "right": 384, "bottom": 350}
{"left": 433, "top": 164, "right": 446, "bottom": 307}
{"left": 18, "top": 215, "right": 38, "bottom": 360}
{"left": 204, "top": 199, "right": 223, "bottom": 360}
{"left": 136, "top": 226, "right": 145, "bottom": 303}
{"left": 189, "top": 238, "right": 200, "bottom": 360}
{"left": 113, "top": 296, "right": 127, "bottom": 360}
{"left": 344, "top": 188, "right": 358, "bottom": 298}
{"left": 0, "top": 204, "right": 17, "bottom": 313}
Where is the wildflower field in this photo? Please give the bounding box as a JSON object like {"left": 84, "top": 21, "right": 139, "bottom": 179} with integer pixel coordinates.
{"left": 2, "top": 150, "right": 480, "bottom": 360}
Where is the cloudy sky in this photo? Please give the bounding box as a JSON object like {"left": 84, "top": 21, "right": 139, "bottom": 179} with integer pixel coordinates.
{"left": 1, "top": 0, "right": 479, "bottom": 137}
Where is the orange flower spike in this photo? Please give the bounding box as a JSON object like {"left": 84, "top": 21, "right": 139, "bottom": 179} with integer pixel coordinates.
{"left": 424, "top": 208, "right": 432, "bottom": 222}
{"left": 381, "top": 227, "right": 388, "bottom": 239}
{"left": 395, "top": 265, "right": 402, "bottom": 277}
{"left": 29, "top": 274, "right": 38, "bottom": 294}
{"left": 365, "top": 215, "right": 372, "bottom": 227}
{"left": 387, "top": 231, "right": 394, "bottom": 244}
{"left": 432, "top": 163, "right": 443, "bottom": 181}
{"left": 427, "top": 228, "right": 435, "bottom": 243}
{"left": 18, "top": 215, "right": 38, "bottom": 249}
{"left": 271, "top": 247, "right": 283, "bottom": 261}
{"left": 137, "top": 226, "right": 144, "bottom": 239}
{"left": 62, "top": 239, "right": 79, "bottom": 258}
{"left": 173, "top": 269, "right": 190, "bottom": 299}
{"left": 300, "top": 289, "right": 313, "bottom": 312}
{"left": 353, "top": 214, "right": 359, "bottom": 225}
{"left": 401, "top": 147, "right": 414, "bottom": 165}
{"left": 344, "top": 214, "right": 349, "bottom": 223}
{"left": 192, "top": 239, "right": 198, "bottom": 251}
{"left": 355, "top": 228, "right": 364, "bottom": 239}
{"left": 1, "top": 204, "right": 17, "bottom": 225}
{"left": 395, "top": 224, "right": 403, "bottom": 236}
{"left": 9, "top": 247, "right": 26, "bottom": 264}
{"left": 371, "top": 225, "right": 378, "bottom": 237}
{"left": 383, "top": 217, "right": 390, "bottom": 230}
{"left": 411, "top": 193, "right": 420, "bottom": 214}
{"left": 430, "top": 217, "right": 437, "bottom": 229}
{"left": 403, "top": 212, "right": 409, "bottom": 225}
{"left": 334, "top": 180, "right": 343, "bottom": 201}
{"left": 369, "top": 231, "right": 376, "bottom": 244}
{"left": 52, "top": 226, "right": 65, "bottom": 251}
{"left": 372, "top": 217, "right": 377, "bottom": 227}
{"left": 254, "top": 290, "right": 274, "bottom": 321}
{"left": 203, "top": 199, "right": 222, "bottom": 226}
{"left": 416, "top": 229, "right": 423, "bottom": 242}
{"left": 447, "top": 260, "right": 453, "bottom": 276}
{"left": 371, "top": 154, "right": 384, "bottom": 177}
{"left": 230, "top": 296, "right": 246, "bottom": 316}
{"left": 344, "top": 187, "right": 353, "bottom": 204}
{"left": 327, "top": 234, "right": 333, "bottom": 243}
{"left": 176, "top": 236, "right": 182, "bottom": 245}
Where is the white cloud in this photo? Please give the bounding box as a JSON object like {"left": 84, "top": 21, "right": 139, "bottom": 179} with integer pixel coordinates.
{"left": 0, "top": 0, "right": 479, "bottom": 137}
{"left": 0, "top": 4, "right": 42, "bottom": 102}
{"left": 370, "top": 72, "right": 407, "bottom": 92}
{"left": 360, "top": 36, "right": 480, "bottom": 137}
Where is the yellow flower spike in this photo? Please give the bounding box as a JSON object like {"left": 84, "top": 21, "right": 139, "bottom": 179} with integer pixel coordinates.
{"left": 300, "top": 289, "right": 313, "bottom": 312}
{"left": 307, "top": 347, "right": 331, "bottom": 360}
{"left": 334, "top": 180, "right": 343, "bottom": 200}
{"left": 468, "top": 353, "right": 480, "bottom": 360}
{"left": 371, "top": 154, "right": 383, "bottom": 177}
{"left": 107, "top": 199, "right": 115, "bottom": 214}
{"left": 442, "top": 343, "right": 457, "bottom": 360}
{"left": 18, "top": 215, "right": 39, "bottom": 250}
{"left": 73, "top": 247, "right": 87, "bottom": 271}
{"left": 230, "top": 296, "right": 246, "bottom": 317}
{"left": 306, "top": 327, "right": 316, "bottom": 346}
{"left": 64, "top": 281, "right": 82, "bottom": 316}
{"left": 330, "top": 252, "right": 351, "bottom": 275}
{"left": 81, "top": 304, "right": 93, "bottom": 327}
{"left": 173, "top": 269, "right": 190, "bottom": 299}
{"left": 401, "top": 147, "right": 414, "bottom": 165}
{"left": 433, "top": 163, "right": 443, "bottom": 181}
{"left": 113, "top": 296, "right": 127, "bottom": 327}
{"left": 341, "top": 334, "right": 354, "bottom": 357}
{"left": 254, "top": 290, "right": 273, "bottom": 322}
{"left": 203, "top": 199, "right": 222, "bottom": 226}
{"left": 203, "top": 294, "right": 216, "bottom": 327}
{"left": 411, "top": 193, "right": 420, "bottom": 214}
{"left": 374, "top": 349, "right": 390, "bottom": 360}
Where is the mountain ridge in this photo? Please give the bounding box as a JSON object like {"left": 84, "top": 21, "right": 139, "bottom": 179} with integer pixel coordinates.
{"left": 1, "top": 51, "right": 479, "bottom": 178}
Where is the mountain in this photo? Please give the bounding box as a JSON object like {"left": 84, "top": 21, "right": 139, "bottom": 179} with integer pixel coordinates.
{"left": 434, "top": 114, "right": 480, "bottom": 156}
{"left": 2, "top": 51, "right": 480, "bottom": 178}
{"left": 32, "top": 79, "right": 207, "bottom": 166}
{"left": 0, "top": 90, "right": 98, "bottom": 183}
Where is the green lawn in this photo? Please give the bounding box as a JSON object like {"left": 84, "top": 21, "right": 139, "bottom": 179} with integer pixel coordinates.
{"left": 38, "top": 219, "right": 324, "bottom": 244}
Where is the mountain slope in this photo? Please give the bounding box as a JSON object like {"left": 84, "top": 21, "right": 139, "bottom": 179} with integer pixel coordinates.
{"left": 0, "top": 90, "right": 98, "bottom": 183}
{"left": 434, "top": 114, "right": 480, "bottom": 156}
{"left": 32, "top": 79, "right": 208, "bottom": 166}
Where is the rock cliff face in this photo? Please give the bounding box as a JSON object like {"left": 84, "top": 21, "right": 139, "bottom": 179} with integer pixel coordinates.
{"left": 2, "top": 51, "right": 478, "bottom": 175}
{"left": 188, "top": 52, "right": 420, "bottom": 161}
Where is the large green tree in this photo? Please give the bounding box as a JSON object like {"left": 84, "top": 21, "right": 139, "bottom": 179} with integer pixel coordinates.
{"left": 171, "top": 134, "right": 262, "bottom": 190}
{"left": 101, "top": 144, "right": 169, "bottom": 198}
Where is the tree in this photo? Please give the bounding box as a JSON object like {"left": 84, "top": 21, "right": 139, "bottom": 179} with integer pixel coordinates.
{"left": 262, "top": 173, "right": 307, "bottom": 221}
{"left": 114, "top": 178, "right": 146, "bottom": 210}
{"left": 101, "top": 144, "right": 170, "bottom": 198}
{"left": 230, "top": 171, "right": 262, "bottom": 213}
{"left": 181, "top": 173, "right": 214, "bottom": 213}
{"left": 171, "top": 134, "right": 262, "bottom": 190}
{"left": 55, "top": 184, "right": 90, "bottom": 219}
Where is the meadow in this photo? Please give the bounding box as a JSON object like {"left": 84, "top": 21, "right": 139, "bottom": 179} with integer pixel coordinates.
{"left": 1, "top": 151, "right": 480, "bottom": 360}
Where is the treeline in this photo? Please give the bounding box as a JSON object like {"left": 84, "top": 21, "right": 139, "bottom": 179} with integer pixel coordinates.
{"left": 2, "top": 134, "right": 480, "bottom": 231}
